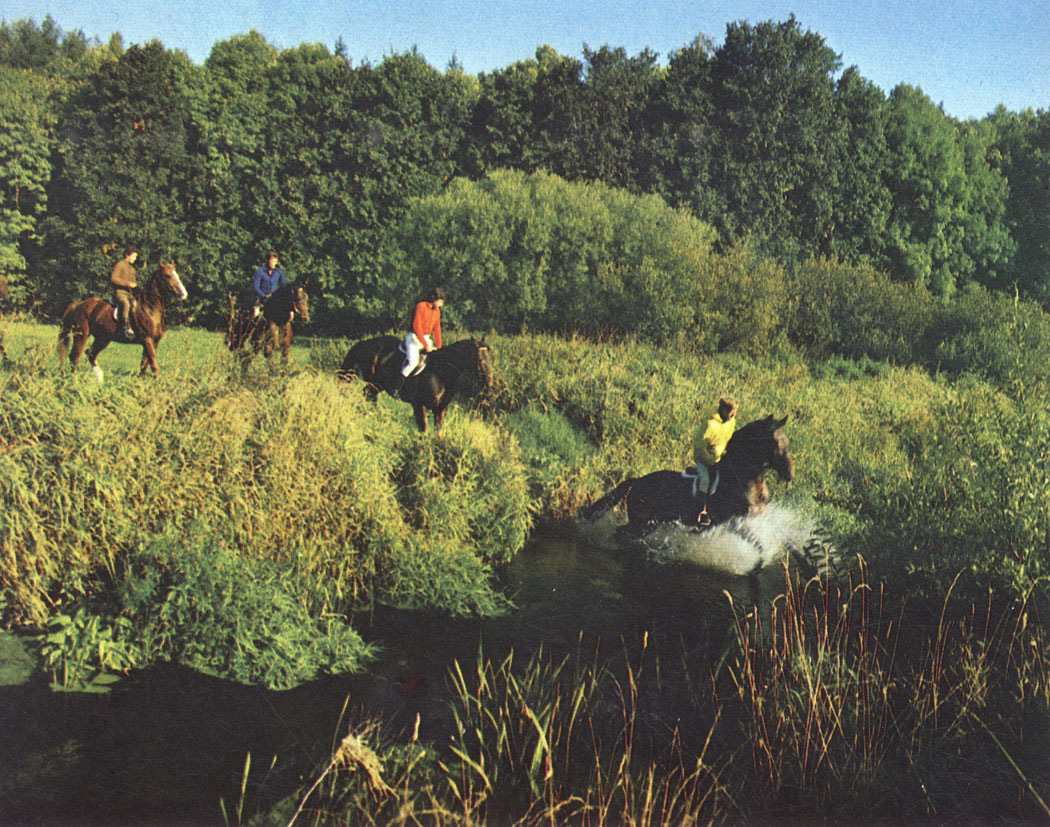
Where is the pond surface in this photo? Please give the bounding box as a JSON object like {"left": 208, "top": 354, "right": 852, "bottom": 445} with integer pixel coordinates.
{"left": 0, "top": 522, "right": 799, "bottom": 825}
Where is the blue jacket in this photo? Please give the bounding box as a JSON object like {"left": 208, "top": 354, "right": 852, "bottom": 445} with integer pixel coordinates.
{"left": 252, "top": 265, "right": 286, "bottom": 299}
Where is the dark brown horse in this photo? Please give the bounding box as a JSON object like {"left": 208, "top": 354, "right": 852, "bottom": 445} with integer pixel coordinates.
{"left": 581, "top": 416, "right": 794, "bottom": 534}
{"left": 338, "top": 336, "right": 493, "bottom": 432}
{"left": 57, "top": 261, "right": 188, "bottom": 382}
{"left": 226, "top": 283, "right": 310, "bottom": 371}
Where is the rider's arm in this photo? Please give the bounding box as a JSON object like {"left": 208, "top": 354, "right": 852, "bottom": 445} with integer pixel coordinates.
{"left": 411, "top": 302, "right": 429, "bottom": 347}
{"left": 252, "top": 267, "right": 267, "bottom": 299}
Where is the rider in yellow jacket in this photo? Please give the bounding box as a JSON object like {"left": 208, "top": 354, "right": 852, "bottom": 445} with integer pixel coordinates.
{"left": 692, "top": 396, "right": 738, "bottom": 525}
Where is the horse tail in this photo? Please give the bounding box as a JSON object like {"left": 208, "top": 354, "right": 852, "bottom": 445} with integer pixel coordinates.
{"left": 580, "top": 478, "right": 635, "bottom": 520}
{"left": 57, "top": 301, "right": 77, "bottom": 361}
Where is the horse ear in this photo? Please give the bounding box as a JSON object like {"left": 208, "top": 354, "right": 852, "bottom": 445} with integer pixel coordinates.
{"left": 776, "top": 415, "right": 788, "bottom": 429}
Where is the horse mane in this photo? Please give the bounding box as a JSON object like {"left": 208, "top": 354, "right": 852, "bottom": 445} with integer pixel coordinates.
{"left": 138, "top": 264, "right": 170, "bottom": 303}
{"left": 721, "top": 416, "right": 782, "bottom": 463}
{"left": 427, "top": 338, "right": 479, "bottom": 364}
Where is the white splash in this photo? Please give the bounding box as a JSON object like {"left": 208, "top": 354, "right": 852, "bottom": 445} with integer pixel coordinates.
{"left": 578, "top": 503, "right": 844, "bottom": 579}
{"left": 640, "top": 504, "right": 842, "bottom": 578}
{"left": 92, "top": 364, "right": 104, "bottom": 384}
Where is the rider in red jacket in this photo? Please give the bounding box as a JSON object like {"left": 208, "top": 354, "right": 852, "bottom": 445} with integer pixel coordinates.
{"left": 392, "top": 288, "right": 444, "bottom": 398}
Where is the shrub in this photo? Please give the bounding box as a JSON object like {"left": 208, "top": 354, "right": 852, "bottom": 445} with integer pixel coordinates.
{"left": 920, "top": 282, "right": 1050, "bottom": 398}
{"left": 787, "top": 257, "right": 933, "bottom": 363}
{"left": 118, "top": 527, "right": 375, "bottom": 689}
{"left": 384, "top": 169, "right": 719, "bottom": 345}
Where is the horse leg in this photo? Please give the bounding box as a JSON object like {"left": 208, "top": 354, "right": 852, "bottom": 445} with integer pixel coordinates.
{"left": 413, "top": 404, "right": 428, "bottom": 433}
{"left": 139, "top": 338, "right": 159, "bottom": 378}
{"left": 281, "top": 324, "right": 292, "bottom": 368}
{"left": 262, "top": 326, "right": 279, "bottom": 374}
{"left": 434, "top": 402, "right": 450, "bottom": 432}
{"left": 69, "top": 330, "right": 90, "bottom": 371}
{"left": 86, "top": 338, "right": 109, "bottom": 383}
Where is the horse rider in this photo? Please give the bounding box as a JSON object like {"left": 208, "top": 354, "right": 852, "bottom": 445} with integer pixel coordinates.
{"left": 251, "top": 251, "right": 286, "bottom": 317}
{"left": 691, "top": 395, "right": 738, "bottom": 526}
{"left": 392, "top": 287, "right": 444, "bottom": 399}
{"left": 110, "top": 246, "right": 139, "bottom": 339}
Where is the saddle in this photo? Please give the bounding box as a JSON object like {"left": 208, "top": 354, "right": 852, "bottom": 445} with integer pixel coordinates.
{"left": 682, "top": 465, "right": 719, "bottom": 498}
{"left": 110, "top": 298, "right": 138, "bottom": 339}
{"left": 397, "top": 340, "right": 428, "bottom": 376}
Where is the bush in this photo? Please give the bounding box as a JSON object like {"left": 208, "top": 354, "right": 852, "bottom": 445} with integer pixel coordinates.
{"left": 920, "top": 282, "right": 1050, "bottom": 398}
{"left": 787, "top": 257, "right": 932, "bottom": 363}
{"left": 1, "top": 339, "right": 534, "bottom": 683}
{"left": 383, "top": 169, "right": 719, "bottom": 345}
{"left": 119, "top": 527, "right": 374, "bottom": 689}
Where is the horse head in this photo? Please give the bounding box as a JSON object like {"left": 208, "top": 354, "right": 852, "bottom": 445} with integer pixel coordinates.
{"left": 475, "top": 338, "right": 494, "bottom": 390}
{"left": 291, "top": 285, "right": 310, "bottom": 324}
{"left": 765, "top": 415, "right": 793, "bottom": 481}
{"left": 725, "top": 414, "right": 794, "bottom": 482}
{"left": 148, "top": 261, "right": 189, "bottom": 301}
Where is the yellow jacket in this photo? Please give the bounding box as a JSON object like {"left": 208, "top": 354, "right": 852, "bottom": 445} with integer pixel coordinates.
{"left": 693, "top": 407, "right": 736, "bottom": 467}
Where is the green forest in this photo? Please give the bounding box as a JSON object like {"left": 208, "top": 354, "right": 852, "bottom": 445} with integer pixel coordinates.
{"left": 1, "top": 14, "right": 1048, "bottom": 335}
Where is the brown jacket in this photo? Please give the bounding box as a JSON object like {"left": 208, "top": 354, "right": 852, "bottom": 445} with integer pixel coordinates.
{"left": 110, "top": 259, "right": 137, "bottom": 290}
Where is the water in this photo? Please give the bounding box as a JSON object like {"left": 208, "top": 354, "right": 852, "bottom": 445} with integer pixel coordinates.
{"left": 0, "top": 509, "right": 836, "bottom": 824}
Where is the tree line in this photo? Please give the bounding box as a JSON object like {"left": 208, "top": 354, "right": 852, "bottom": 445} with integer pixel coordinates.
{"left": 1, "top": 14, "right": 1048, "bottom": 332}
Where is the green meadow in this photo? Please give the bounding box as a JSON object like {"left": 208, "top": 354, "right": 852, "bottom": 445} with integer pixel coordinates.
{"left": 2, "top": 313, "right": 1048, "bottom": 823}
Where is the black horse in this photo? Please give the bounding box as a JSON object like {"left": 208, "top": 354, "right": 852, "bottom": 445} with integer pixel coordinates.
{"left": 226, "top": 283, "right": 310, "bottom": 371}
{"left": 339, "top": 335, "right": 493, "bottom": 432}
{"left": 581, "top": 416, "right": 794, "bottom": 533}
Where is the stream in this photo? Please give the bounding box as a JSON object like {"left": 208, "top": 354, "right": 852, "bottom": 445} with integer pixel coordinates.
{"left": 0, "top": 516, "right": 814, "bottom": 825}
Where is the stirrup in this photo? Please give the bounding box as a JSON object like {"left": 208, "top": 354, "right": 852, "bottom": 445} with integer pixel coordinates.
{"left": 697, "top": 510, "right": 711, "bottom": 527}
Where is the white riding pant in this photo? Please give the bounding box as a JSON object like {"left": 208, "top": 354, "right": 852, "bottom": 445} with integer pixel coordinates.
{"left": 401, "top": 333, "right": 432, "bottom": 376}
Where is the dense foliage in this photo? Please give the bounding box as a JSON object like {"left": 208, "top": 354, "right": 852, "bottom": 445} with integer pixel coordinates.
{"left": 0, "top": 340, "right": 530, "bottom": 687}
{"left": 0, "top": 15, "right": 1047, "bottom": 329}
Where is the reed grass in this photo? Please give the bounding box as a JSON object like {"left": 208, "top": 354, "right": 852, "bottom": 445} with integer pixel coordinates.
{"left": 284, "top": 566, "right": 1050, "bottom": 825}
{"left": 1, "top": 323, "right": 532, "bottom": 686}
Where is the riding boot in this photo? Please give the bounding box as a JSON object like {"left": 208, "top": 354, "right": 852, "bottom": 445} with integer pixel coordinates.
{"left": 697, "top": 495, "right": 712, "bottom": 527}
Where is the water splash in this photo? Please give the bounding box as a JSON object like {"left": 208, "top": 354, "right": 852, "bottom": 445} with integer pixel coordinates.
{"left": 579, "top": 504, "right": 844, "bottom": 579}
{"left": 641, "top": 504, "right": 844, "bottom": 578}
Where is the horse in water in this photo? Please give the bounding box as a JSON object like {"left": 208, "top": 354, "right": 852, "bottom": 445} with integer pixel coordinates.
{"left": 226, "top": 283, "right": 310, "bottom": 371}
{"left": 338, "top": 336, "right": 493, "bottom": 432}
{"left": 57, "top": 261, "right": 188, "bottom": 382}
{"left": 581, "top": 416, "right": 794, "bottom": 534}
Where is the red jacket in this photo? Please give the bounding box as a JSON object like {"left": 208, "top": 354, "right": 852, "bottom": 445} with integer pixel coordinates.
{"left": 411, "top": 301, "right": 442, "bottom": 349}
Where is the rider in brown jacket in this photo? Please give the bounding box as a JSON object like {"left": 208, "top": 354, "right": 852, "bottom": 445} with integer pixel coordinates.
{"left": 110, "top": 247, "right": 139, "bottom": 339}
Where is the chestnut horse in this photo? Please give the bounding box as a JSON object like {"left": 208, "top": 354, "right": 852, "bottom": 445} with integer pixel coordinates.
{"left": 338, "top": 335, "right": 493, "bottom": 432}
{"left": 57, "top": 261, "right": 188, "bottom": 382}
{"left": 580, "top": 416, "right": 794, "bottom": 534}
{"left": 226, "top": 283, "right": 310, "bottom": 371}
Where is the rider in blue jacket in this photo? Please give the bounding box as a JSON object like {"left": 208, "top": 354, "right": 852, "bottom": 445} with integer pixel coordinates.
{"left": 251, "top": 251, "right": 286, "bottom": 315}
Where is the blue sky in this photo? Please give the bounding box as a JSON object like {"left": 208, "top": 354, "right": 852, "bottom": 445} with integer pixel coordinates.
{"left": 3, "top": 0, "right": 1048, "bottom": 120}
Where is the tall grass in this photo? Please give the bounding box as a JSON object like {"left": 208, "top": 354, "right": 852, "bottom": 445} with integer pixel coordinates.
{"left": 6, "top": 319, "right": 1049, "bottom": 684}
{"left": 1, "top": 323, "right": 531, "bottom": 687}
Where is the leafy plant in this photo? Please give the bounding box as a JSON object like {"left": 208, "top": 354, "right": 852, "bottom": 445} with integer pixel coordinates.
{"left": 38, "top": 608, "right": 139, "bottom": 690}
